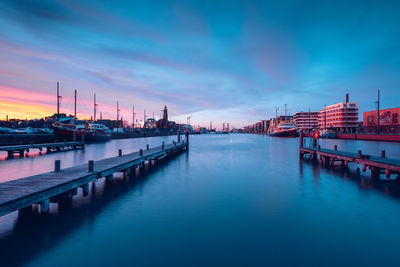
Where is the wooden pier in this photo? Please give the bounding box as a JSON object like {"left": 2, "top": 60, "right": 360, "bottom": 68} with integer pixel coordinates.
{"left": 299, "top": 132, "right": 400, "bottom": 180}
{"left": 0, "top": 141, "right": 85, "bottom": 158}
{"left": 0, "top": 140, "right": 188, "bottom": 216}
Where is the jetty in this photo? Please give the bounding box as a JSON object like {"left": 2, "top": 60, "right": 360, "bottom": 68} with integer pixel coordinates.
{"left": 0, "top": 141, "right": 84, "bottom": 158}
{"left": 0, "top": 139, "right": 188, "bottom": 217}
{"left": 299, "top": 132, "right": 400, "bottom": 180}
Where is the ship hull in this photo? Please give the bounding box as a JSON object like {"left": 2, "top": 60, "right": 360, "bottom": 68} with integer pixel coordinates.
{"left": 53, "top": 129, "right": 110, "bottom": 143}
{"left": 268, "top": 128, "right": 297, "bottom": 137}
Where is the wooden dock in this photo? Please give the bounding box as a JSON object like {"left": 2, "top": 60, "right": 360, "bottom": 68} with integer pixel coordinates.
{"left": 0, "top": 140, "right": 188, "bottom": 216}
{"left": 0, "top": 141, "right": 85, "bottom": 158}
{"left": 299, "top": 132, "right": 400, "bottom": 180}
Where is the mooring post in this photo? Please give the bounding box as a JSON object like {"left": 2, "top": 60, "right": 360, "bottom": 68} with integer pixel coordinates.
{"left": 88, "top": 160, "right": 94, "bottom": 172}
{"left": 119, "top": 149, "right": 122, "bottom": 156}
{"left": 82, "top": 131, "right": 85, "bottom": 144}
{"left": 81, "top": 183, "right": 89, "bottom": 196}
{"left": 106, "top": 174, "right": 114, "bottom": 182}
{"left": 55, "top": 160, "right": 61, "bottom": 172}
{"left": 40, "top": 199, "right": 50, "bottom": 214}
{"left": 162, "top": 142, "right": 165, "bottom": 150}
{"left": 381, "top": 150, "right": 386, "bottom": 158}
{"left": 299, "top": 130, "right": 303, "bottom": 149}
{"left": 139, "top": 149, "right": 143, "bottom": 156}
{"left": 334, "top": 145, "right": 337, "bottom": 151}
{"left": 146, "top": 144, "right": 149, "bottom": 150}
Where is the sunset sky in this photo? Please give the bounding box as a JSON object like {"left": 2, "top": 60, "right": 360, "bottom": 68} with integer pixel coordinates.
{"left": 0, "top": 0, "right": 399, "bottom": 127}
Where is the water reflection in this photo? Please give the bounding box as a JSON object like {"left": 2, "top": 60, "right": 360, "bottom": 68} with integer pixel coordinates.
{"left": 0, "top": 152, "right": 184, "bottom": 266}
{"left": 300, "top": 154, "right": 400, "bottom": 200}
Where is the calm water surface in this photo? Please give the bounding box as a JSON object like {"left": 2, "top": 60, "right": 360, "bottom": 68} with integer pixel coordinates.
{"left": 1, "top": 134, "right": 400, "bottom": 266}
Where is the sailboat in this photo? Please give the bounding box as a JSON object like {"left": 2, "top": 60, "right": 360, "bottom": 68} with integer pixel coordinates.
{"left": 52, "top": 87, "right": 111, "bottom": 143}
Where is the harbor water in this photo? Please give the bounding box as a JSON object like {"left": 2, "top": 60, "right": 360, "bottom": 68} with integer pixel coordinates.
{"left": 1, "top": 134, "right": 400, "bottom": 266}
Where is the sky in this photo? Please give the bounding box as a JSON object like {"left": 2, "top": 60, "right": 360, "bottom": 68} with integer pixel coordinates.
{"left": 0, "top": 0, "right": 399, "bottom": 128}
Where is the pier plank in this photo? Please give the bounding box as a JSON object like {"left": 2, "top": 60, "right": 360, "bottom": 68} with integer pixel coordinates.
{"left": 0, "top": 141, "right": 187, "bottom": 216}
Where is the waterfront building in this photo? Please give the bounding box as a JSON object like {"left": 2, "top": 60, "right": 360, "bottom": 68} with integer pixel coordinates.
{"left": 318, "top": 95, "right": 359, "bottom": 132}
{"left": 363, "top": 107, "right": 400, "bottom": 134}
{"left": 293, "top": 112, "right": 319, "bottom": 132}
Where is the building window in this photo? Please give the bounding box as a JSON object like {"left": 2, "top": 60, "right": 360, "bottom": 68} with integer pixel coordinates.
{"left": 393, "top": 113, "right": 398, "bottom": 124}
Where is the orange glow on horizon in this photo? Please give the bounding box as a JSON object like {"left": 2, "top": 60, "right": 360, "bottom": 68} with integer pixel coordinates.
{"left": 0, "top": 85, "right": 135, "bottom": 121}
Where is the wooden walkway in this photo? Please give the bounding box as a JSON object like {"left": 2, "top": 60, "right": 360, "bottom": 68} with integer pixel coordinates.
{"left": 0, "top": 141, "right": 84, "bottom": 158}
{"left": 0, "top": 140, "right": 188, "bottom": 216}
{"left": 299, "top": 134, "right": 400, "bottom": 179}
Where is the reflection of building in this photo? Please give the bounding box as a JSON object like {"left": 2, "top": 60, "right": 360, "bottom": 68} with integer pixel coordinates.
{"left": 293, "top": 112, "right": 318, "bottom": 132}
{"left": 363, "top": 107, "right": 400, "bottom": 134}
{"left": 318, "top": 95, "right": 359, "bottom": 132}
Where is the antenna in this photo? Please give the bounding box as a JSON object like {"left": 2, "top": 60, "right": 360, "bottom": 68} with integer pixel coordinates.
{"left": 274, "top": 107, "right": 279, "bottom": 123}
{"left": 284, "top": 104, "right": 287, "bottom": 121}
{"left": 56, "top": 82, "right": 61, "bottom": 114}
{"left": 376, "top": 89, "right": 380, "bottom": 134}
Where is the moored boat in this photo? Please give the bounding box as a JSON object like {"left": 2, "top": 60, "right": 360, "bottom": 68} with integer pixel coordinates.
{"left": 52, "top": 121, "right": 111, "bottom": 143}
{"left": 268, "top": 122, "right": 298, "bottom": 137}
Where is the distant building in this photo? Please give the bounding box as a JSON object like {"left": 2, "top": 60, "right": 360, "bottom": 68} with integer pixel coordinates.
{"left": 293, "top": 112, "right": 319, "bottom": 132}
{"left": 318, "top": 94, "right": 359, "bottom": 132}
{"left": 363, "top": 107, "right": 400, "bottom": 134}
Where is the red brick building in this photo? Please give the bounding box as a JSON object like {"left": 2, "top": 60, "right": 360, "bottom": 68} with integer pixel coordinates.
{"left": 363, "top": 107, "right": 400, "bottom": 134}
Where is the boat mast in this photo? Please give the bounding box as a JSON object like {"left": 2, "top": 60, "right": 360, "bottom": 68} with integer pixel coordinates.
{"left": 74, "top": 89, "right": 77, "bottom": 127}
{"left": 93, "top": 93, "right": 97, "bottom": 121}
{"left": 57, "top": 82, "right": 61, "bottom": 115}
{"left": 117, "top": 101, "right": 120, "bottom": 125}
{"left": 132, "top": 105, "right": 135, "bottom": 129}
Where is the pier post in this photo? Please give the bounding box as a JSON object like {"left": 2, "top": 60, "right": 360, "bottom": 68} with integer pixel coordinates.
{"left": 106, "top": 174, "right": 114, "bottom": 182}
{"left": 334, "top": 145, "right": 337, "bottom": 151}
{"left": 185, "top": 131, "right": 189, "bottom": 144}
{"left": 162, "top": 142, "right": 164, "bottom": 150}
{"left": 55, "top": 160, "right": 61, "bottom": 172}
{"left": 381, "top": 150, "right": 386, "bottom": 158}
{"left": 139, "top": 149, "right": 143, "bottom": 156}
{"left": 40, "top": 199, "right": 50, "bottom": 214}
{"left": 119, "top": 149, "right": 122, "bottom": 156}
{"left": 81, "top": 183, "right": 89, "bottom": 196}
{"left": 147, "top": 144, "right": 149, "bottom": 150}
{"left": 82, "top": 131, "right": 85, "bottom": 144}
{"left": 178, "top": 131, "right": 181, "bottom": 142}
{"left": 385, "top": 169, "right": 390, "bottom": 178}
{"left": 299, "top": 130, "right": 303, "bottom": 149}
{"left": 88, "top": 160, "right": 94, "bottom": 172}
{"left": 312, "top": 137, "right": 316, "bottom": 148}
{"left": 371, "top": 166, "right": 380, "bottom": 180}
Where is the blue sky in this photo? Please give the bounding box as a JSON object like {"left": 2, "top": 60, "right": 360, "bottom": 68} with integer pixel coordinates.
{"left": 0, "top": 0, "right": 399, "bottom": 128}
